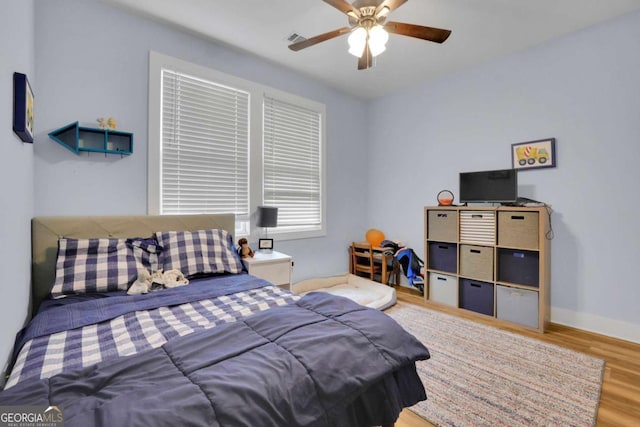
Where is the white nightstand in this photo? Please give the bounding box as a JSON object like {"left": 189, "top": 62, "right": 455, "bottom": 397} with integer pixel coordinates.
{"left": 242, "top": 251, "right": 293, "bottom": 290}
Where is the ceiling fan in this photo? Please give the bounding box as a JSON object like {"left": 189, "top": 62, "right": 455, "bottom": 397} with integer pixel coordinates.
{"left": 288, "top": 0, "right": 451, "bottom": 70}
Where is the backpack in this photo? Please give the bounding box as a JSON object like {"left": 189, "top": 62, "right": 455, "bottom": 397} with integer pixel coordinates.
{"left": 395, "top": 248, "right": 425, "bottom": 293}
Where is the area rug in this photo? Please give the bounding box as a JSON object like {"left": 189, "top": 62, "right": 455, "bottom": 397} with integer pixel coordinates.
{"left": 385, "top": 302, "right": 605, "bottom": 427}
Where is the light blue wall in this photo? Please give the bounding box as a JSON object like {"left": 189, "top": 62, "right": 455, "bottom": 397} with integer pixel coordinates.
{"left": 367, "top": 11, "right": 640, "bottom": 341}
{"left": 0, "top": 1, "right": 35, "bottom": 377}
{"left": 33, "top": 0, "right": 369, "bottom": 282}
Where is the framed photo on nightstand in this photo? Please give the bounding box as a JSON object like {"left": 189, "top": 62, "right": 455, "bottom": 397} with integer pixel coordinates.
{"left": 258, "top": 238, "right": 274, "bottom": 250}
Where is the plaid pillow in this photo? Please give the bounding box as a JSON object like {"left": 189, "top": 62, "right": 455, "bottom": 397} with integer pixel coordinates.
{"left": 155, "top": 229, "right": 243, "bottom": 277}
{"left": 51, "top": 238, "right": 141, "bottom": 298}
{"left": 127, "top": 237, "right": 162, "bottom": 273}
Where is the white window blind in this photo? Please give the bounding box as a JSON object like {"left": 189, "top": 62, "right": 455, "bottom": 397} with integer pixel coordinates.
{"left": 161, "top": 69, "right": 249, "bottom": 219}
{"left": 263, "top": 96, "right": 322, "bottom": 230}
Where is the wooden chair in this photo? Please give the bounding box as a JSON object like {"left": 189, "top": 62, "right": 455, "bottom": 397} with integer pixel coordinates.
{"left": 351, "top": 242, "right": 383, "bottom": 281}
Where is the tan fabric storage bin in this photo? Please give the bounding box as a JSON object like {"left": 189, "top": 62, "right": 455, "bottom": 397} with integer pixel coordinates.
{"left": 460, "top": 211, "right": 496, "bottom": 245}
{"left": 459, "top": 244, "right": 494, "bottom": 282}
{"left": 427, "top": 210, "right": 458, "bottom": 242}
{"left": 498, "top": 211, "right": 539, "bottom": 249}
{"left": 428, "top": 272, "right": 458, "bottom": 307}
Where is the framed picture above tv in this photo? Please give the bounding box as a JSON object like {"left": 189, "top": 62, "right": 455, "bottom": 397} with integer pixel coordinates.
{"left": 511, "top": 138, "right": 556, "bottom": 171}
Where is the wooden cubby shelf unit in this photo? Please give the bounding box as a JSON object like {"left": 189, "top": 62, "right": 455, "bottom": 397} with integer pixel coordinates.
{"left": 424, "top": 205, "right": 551, "bottom": 333}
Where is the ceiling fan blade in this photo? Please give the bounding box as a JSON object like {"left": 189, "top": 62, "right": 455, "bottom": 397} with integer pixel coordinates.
{"left": 323, "top": 0, "right": 360, "bottom": 18}
{"left": 376, "top": 0, "right": 408, "bottom": 16}
{"left": 288, "top": 27, "right": 351, "bottom": 51}
{"left": 384, "top": 21, "right": 451, "bottom": 43}
{"left": 357, "top": 44, "right": 373, "bottom": 70}
{"left": 357, "top": 53, "right": 367, "bottom": 70}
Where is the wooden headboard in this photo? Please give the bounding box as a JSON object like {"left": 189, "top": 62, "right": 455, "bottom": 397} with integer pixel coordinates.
{"left": 31, "top": 214, "right": 235, "bottom": 316}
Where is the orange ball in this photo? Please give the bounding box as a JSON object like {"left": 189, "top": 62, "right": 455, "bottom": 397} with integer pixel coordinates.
{"left": 365, "top": 229, "right": 385, "bottom": 247}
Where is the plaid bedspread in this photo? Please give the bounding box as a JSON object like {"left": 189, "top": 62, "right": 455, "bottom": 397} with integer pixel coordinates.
{"left": 7, "top": 282, "right": 298, "bottom": 388}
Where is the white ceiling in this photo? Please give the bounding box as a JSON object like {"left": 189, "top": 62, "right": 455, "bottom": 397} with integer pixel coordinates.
{"left": 105, "top": 0, "right": 640, "bottom": 99}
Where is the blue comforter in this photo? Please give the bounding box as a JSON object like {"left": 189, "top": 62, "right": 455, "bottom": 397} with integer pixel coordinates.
{"left": 1, "top": 292, "right": 430, "bottom": 427}
{"left": 13, "top": 274, "right": 270, "bottom": 358}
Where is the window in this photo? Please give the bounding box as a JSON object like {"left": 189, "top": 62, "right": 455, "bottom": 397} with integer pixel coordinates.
{"left": 148, "top": 52, "right": 325, "bottom": 239}
{"left": 263, "top": 96, "right": 323, "bottom": 234}
{"left": 161, "top": 70, "right": 249, "bottom": 218}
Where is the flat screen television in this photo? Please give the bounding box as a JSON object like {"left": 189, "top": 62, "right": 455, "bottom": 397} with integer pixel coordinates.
{"left": 459, "top": 169, "right": 518, "bottom": 203}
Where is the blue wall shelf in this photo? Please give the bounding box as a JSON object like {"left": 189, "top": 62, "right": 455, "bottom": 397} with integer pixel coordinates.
{"left": 49, "top": 121, "right": 133, "bottom": 156}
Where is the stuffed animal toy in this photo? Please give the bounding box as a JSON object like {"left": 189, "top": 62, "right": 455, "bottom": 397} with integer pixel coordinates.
{"left": 149, "top": 269, "right": 166, "bottom": 291}
{"left": 162, "top": 269, "right": 189, "bottom": 288}
{"left": 237, "top": 238, "right": 254, "bottom": 258}
{"left": 107, "top": 117, "right": 117, "bottom": 130}
{"left": 127, "top": 269, "right": 189, "bottom": 295}
{"left": 96, "top": 117, "right": 107, "bottom": 129}
{"left": 127, "top": 270, "right": 152, "bottom": 295}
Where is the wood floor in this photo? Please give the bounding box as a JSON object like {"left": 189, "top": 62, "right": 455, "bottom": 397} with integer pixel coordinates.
{"left": 393, "top": 292, "right": 640, "bottom": 427}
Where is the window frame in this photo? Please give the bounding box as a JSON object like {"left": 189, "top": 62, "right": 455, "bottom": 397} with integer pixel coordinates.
{"left": 148, "top": 51, "right": 326, "bottom": 240}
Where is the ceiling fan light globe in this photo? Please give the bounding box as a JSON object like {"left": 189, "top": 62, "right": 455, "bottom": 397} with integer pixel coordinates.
{"left": 348, "top": 44, "right": 366, "bottom": 57}
{"left": 369, "top": 43, "right": 386, "bottom": 57}
{"left": 348, "top": 27, "right": 367, "bottom": 57}
{"left": 368, "top": 25, "right": 389, "bottom": 45}
{"left": 376, "top": 6, "right": 390, "bottom": 18}
{"left": 368, "top": 25, "right": 389, "bottom": 57}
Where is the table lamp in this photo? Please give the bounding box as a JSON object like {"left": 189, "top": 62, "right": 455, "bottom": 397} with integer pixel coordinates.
{"left": 257, "top": 206, "right": 278, "bottom": 252}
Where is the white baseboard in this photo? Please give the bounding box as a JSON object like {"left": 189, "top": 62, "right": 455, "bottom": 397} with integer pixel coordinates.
{"left": 551, "top": 306, "right": 640, "bottom": 344}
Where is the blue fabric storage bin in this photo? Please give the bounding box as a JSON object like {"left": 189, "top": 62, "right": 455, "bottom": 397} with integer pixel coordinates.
{"left": 428, "top": 242, "right": 457, "bottom": 273}
{"left": 497, "top": 248, "right": 539, "bottom": 287}
{"left": 459, "top": 279, "right": 494, "bottom": 316}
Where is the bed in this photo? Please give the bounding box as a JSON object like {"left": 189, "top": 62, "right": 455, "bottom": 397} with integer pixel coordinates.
{"left": 0, "top": 214, "right": 430, "bottom": 427}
